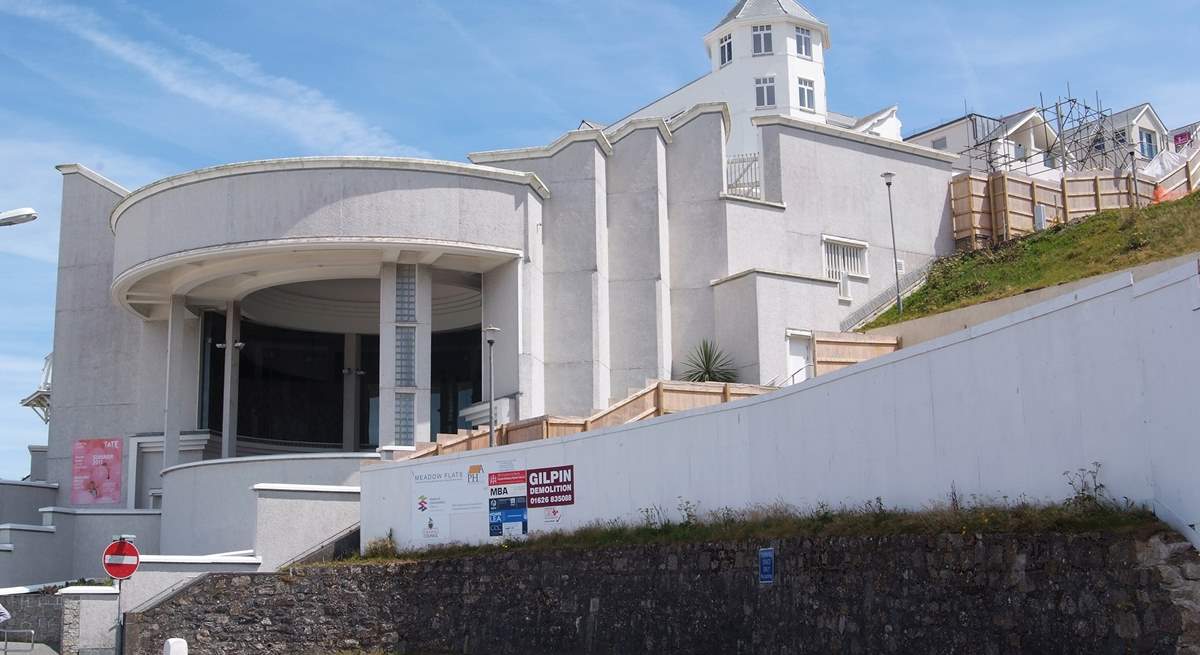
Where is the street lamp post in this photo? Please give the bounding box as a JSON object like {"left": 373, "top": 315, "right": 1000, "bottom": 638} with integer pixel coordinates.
{"left": 0, "top": 208, "right": 38, "bottom": 227}
{"left": 880, "top": 173, "right": 902, "bottom": 317}
{"left": 483, "top": 326, "right": 502, "bottom": 447}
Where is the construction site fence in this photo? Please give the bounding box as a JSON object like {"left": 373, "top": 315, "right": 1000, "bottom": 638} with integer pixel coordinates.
{"left": 951, "top": 170, "right": 1159, "bottom": 251}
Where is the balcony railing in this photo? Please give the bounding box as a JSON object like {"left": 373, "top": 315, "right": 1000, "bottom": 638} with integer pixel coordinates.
{"left": 726, "top": 152, "right": 762, "bottom": 199}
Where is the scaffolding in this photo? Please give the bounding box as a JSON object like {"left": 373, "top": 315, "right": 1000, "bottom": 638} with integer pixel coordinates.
{"left": 959, "top": 90, "right": 1138, "bottom": 178}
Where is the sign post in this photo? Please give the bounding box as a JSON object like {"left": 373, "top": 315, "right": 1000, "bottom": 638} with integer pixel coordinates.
{"left": 102, "top": 537, "right": 140, "bottom": 581}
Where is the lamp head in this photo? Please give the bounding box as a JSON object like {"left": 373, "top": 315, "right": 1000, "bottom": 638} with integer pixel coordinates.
{"left": 880, "top": 172, "right": 896, "bottom": 186}
{"left": 483, "top": 325, "right": 501, "bottom": 344}
{"left": 0, "top": 207, "right": 38, "bottom": 227}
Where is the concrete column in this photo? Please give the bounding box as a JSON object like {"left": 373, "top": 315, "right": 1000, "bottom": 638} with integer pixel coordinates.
{"left": 163, "top": 296, "right": 191, "bottom": 469}
{"left": 342, "top": 334, "right": 359, "bottom": 451}
{"left": 482, "top": 258, "right": 545, "bottom": 420}
{"left": 378, "top": 262, "right": 432, "bottom": 447}
{"left": 220, "top": 301, "right": 241, "bottom": 459}
{"left": 378, "top": 264, "right": 397, "bottom": 447}
{"left": 414, "top": 265, "right": 433, "bottom": 443}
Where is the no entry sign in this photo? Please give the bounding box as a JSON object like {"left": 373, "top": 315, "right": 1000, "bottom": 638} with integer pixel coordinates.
{"left": 102, "top": 539, "right": 140, "bottom": 580}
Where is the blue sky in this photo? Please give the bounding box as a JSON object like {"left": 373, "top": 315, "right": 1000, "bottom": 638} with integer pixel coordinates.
{"left": 0, "top": 0, "right": 1196, "bottom": 480}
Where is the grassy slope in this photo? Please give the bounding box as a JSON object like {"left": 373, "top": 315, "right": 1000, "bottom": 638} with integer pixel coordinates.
{"left": 332, "top": 490, "right": 1160, "bottom": 566}
{"left": 866, "top": 191, "right": 1200, "bottom": 329}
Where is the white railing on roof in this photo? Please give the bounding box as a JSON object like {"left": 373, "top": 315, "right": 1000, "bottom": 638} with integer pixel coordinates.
{"left": 726, "top": 152, "right": 761, "bottom": 199}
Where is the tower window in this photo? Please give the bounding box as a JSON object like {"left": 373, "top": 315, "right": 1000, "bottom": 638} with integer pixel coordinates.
{"left": 719, "top": 34, "right": 733, "bottom": 66}
{"left": 752, "top": 25, "right": 773, "bottom": 55}
{"left": 797, "top": 78, "right": 815, "bottom": 111}
{"left": 755, "top": 77, "right": 776, "bottom": 108}
{"left": 796, "top": 27, "right": 812, "bottom": 58}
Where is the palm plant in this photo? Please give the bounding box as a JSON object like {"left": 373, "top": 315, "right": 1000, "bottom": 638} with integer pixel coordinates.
{"left": 681, "top": 339, "right": 737, "bottom": 383}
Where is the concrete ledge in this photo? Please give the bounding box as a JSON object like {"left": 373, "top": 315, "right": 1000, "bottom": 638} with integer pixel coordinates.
{"left": 0, "top": 579, "right": 103, "bottom": 595}
{"left": 39, "top": 506, "right": 161, "bottom": 516}
{"left": 0, "top": 524, "right": 55, "bottom": 533}
{"left": 0, "top": 480, "right": 58, "bottom": 489}
{"left": 252, "top": 484, "right": 361, "bottom": 494}
{"left": 160, "top": 452, "right": 381, "bottom": 477}
{"left": 57, "top": 586, "right": 118, "bottom": 596}
{"left": 667, "top": 102, "right": 732, "bottom": 140}
{"left": 753, "top": 114, "right": 959, "bottom": 164}
{"left": 469, "top": 128, "right": 614, "bottom": 164}
{"left": 112, "top": 156, "right": 551, "bottom": 231}
{"left": 606, "top": 118, "right": 673, "bottom": 146}
{"left": 140, "top": 554, "right": 263, "bottom": 565}
{"left": 0, "top": 545, "right": 12, "bottom": 552}
{"left": 56, "top": 163, "right": 130, "bottom": 196}
{"left": 719, "top": 193, "right": 787, "bottom": 210}
{"left": 711, "top": 268, "right": 838, "bottom": 288}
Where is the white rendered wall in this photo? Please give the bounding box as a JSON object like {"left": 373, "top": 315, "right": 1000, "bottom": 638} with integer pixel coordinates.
{"left": 665, "top": 111, "right": 729, "bottom": 378}
{"left": 48, "top": 171, "right": 142, "bottom": 507}
{"left": 606, "top": 127, "right": 673, "bottom": 398}
{"left": 361, "top": 260, "right": 1200, "bottom": 551}
{"left": 485, "top": 141, "right": 612, "bottom": 416}
{"left": 158, "top": 454, "right": 376, "bottom": 556}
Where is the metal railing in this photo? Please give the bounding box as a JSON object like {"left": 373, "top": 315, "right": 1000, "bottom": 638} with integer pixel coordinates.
{"left": 726, "top": 152, "right": 762, "bottom": 199}
{"left": 1, "top": 630, "right": 35, "bottom": 652}
{"left": 839, "top": 260, "right": 934, "bottom": 332}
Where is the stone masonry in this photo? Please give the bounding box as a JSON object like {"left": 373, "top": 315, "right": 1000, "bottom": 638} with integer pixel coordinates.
{"left": 125, "top": 531, "right": 1200, "bottom": 655}
{"left": 0, "top": 593, "right": 63, "bottom": 651}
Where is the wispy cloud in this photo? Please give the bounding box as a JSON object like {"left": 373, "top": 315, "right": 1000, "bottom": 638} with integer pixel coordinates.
{"left": 419, "top": 1, "right": 573, "bottom": 127}
{"left": 0, "top": 0, "right": 427, "bottom": 157}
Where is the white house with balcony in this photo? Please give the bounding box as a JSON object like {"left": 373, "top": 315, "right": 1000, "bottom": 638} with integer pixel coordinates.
{"left": 0, "top": 0, "right": 958, "bottom": 589}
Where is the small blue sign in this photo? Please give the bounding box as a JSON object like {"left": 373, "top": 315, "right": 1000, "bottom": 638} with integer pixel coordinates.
{"left": 758, "top": 547, "right": 775, "bottom": 584}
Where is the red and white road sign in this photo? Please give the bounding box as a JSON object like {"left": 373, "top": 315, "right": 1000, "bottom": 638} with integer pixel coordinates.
{"left": 101, "top": 539, "right": 140, "bottom": 580}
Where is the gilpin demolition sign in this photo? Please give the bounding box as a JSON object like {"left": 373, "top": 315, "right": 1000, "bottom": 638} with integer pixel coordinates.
{"left": 526, "top": 465, "right": 575, "bottom": 508}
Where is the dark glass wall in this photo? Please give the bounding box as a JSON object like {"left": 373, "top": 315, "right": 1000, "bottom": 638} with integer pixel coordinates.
{"left": 201, "top": 313, "right": 345, "bottom": 445}
{"left": 200, "top": 313, "right": 481, "bottom": 447}
{"left": 431, "top": 327, "right": 482, "bottom": 436}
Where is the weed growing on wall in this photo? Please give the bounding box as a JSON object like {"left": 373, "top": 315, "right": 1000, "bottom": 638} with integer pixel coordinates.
{"left": 325, "top": 465, "right": 1160, "bottom": 567}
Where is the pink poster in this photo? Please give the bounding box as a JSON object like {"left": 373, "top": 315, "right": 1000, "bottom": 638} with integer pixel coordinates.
{"left": 71, "top": 439, "right": 122, "bottom": 505}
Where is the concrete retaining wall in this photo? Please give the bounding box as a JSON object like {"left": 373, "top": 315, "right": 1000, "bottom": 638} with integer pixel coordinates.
{"left": 362, "top": 259, "right": 1200, "bottom": 551}
{"left": 868, "top": 251, "right": 1200, "bottom": 347}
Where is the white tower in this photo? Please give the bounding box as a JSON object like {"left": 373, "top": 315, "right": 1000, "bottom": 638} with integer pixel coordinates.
{"left": 613, "top": 0, "right": 832, "bottom": 156}
{"left": 701, "top": 0, "right": 831, "bottom": 153}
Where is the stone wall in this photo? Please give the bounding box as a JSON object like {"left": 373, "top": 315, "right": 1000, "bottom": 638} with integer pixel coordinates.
{"left": 125, "top": 531, "right": 1200, "bottom": 655}
{"left": 0, "top": 593, "right": 62, "bottom": 650}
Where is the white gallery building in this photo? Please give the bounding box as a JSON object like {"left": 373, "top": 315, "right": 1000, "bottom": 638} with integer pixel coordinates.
{"left": 1, "top": 0, "right": 957, "bottom": 586}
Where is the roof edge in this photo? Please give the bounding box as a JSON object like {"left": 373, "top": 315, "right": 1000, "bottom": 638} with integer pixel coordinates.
{"left": 55, "top": 164, "right": 129, "bottom": 197}
{"left": 754, "top": 115, "right": 960, "bottom": 164}
{"left": 110, "top": 156, "right": 550, "bottom": 233}
{"left": 468, "top": 129, "right": 614, "bottom": 164}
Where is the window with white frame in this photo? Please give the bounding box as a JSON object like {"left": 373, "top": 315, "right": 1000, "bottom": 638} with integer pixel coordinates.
{"left": 931, "top": 136, "right": 948, "bottom": 150}
{"left": 719, "top": 34, "right": 733, "bottom": 66}
{"left": 797, "top": 78, "right": 815, "bottom": 111}
{"left": 752, "top": 25, "right": 773, "bottom": 55}
{"left": 795, "top": 27, "right": 812, "bottom": 58}
{"left": 822, "top": 236, "right": 868, "bottom": 280}
{"left": 754, "top": 76, "right": 776, "bottom": 108}
{"left": 1140, "top": 128, "right": 1158, "bottom": 158}
{"left": 1114, "top": 128, "right": 1128, "bottom": 146}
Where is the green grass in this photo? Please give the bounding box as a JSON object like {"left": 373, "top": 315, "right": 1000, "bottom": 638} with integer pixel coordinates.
{"left": 321, "top": 473, "right": 1161, "bottom": 568}
{"left": 865, "top": 191, "right": 1200, "bottom": 329}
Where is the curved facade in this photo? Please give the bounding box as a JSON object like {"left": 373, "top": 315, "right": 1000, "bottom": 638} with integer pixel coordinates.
{"left": 110, "top": 158, "right": 545, "bottom": 319}
{"left": 7, "top": 8, "right": 958, "bottom": 586}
